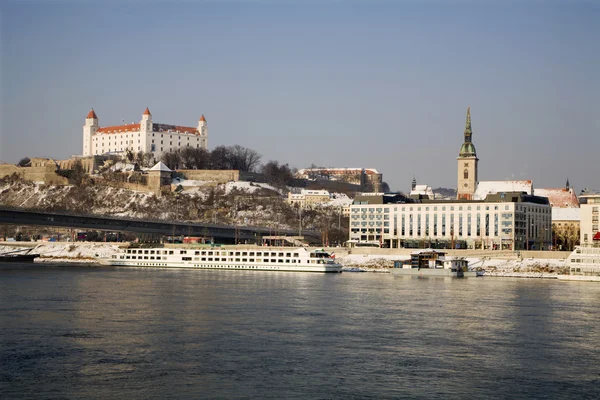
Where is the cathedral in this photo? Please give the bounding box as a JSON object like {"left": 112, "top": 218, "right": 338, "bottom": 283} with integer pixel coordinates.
{"left": 82, "top": 108, "right": 208, "bottom": 158}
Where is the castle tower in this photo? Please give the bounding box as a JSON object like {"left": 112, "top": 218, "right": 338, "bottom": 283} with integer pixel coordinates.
{"left": 139, "top": 107, "right": 153, "bottom": 154}
{"left": 457, "top": 107, "right": 478, "bottom": 200}
{"left": 197, "top": 115, "right": 208, "bottom": 150}
{"left": 82, "top": 109, "right": 98, "bottom": 156}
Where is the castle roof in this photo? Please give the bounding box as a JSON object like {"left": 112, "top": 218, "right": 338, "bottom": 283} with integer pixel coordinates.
{"left": 199, "top": 115, "right": 206, "bottom": 122}
{"left": 87, "top": 109, "right": 98, "bottom": 119}
{"left": 95, "top": 122, "right": 200, "bottom": 135}
{"left": 97, "top": 123, "right": 141, "bottom": 134}
{"left": 143, "top": 107, "right": 151, "bottom": 116}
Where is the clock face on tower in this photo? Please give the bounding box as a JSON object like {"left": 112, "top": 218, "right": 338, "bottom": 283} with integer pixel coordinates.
{"left": 464, "top": 183, "right": 469, "bottom": 187}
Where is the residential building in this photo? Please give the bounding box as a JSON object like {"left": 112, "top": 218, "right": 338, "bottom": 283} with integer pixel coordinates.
{"left": 83, "top": 108, "right": 208, "bottom": 159}
{"left": 580, "top": 191, "right": 600, "bottom": 246}
{"left": 287, "top": 189, "right": 331, "bottom": 207}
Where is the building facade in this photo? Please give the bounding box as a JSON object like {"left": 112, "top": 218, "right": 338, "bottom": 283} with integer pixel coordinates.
{"left": 295, "top": 168, "right": 383, "bottom": 192}
{"left": 534, "top": 183, "right": 580, "bottom": 250}
{"left": 457, "top": 107, "right": 478, "bottom": 200}
{"left": 287, "top": 189, "right": 331, "bottom": 207}
{"left": 83, "top": 108, "right": 208, "bottom": 159}
{"left": 349, "top": 192, "right": 551, "bottom": 250}
{"left": 580, "top": 192, "right": 600, "bottom": 246}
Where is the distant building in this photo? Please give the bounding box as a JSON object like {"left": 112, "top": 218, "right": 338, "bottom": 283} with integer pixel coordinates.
{"left": 534, "top": 181, "right": 580, "bottom": 250}
{"left": 82, "top": 108, "right": 208, "bottom": 159}
{"left": 287, "top": 189, "right": 331, "bottom": 207}
{"left": 295, "top": 167, "right": 382, "bottom": 192}
{"left": 579, "top": 191, "right": 600, "bottom": 246}
{"left": 409, "top": 177, "right": 434, "bottom": 200}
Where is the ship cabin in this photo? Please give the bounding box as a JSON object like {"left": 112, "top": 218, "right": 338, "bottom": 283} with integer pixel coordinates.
{"left": 394, "top": 249, "right": 468, "bottom": 272}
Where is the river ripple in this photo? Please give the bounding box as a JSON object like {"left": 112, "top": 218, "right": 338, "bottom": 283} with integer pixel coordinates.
{"left": 1, "top": 263, "right": 599, "bottom": 399}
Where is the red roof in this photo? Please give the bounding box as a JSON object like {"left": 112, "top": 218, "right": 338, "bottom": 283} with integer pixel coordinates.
{"left": 593, "top": 232, "right": 600, "bottom": 241}
{"left": 143, "top": 107, "right": 151, "bottom": 116}
{"left": 86, "top": 109, "right": 98, "bottom": 119}
{"left": 534, "top": 188, "right": 580, "bottom": 208}
{"left": 95, "top": 122, "right": 199, "bottom": 135}
{"left": 199, "top": 115, "right": 206, "bottom": 122}
{"left": 97, "top": 123, "right": 141, "bottom": 134}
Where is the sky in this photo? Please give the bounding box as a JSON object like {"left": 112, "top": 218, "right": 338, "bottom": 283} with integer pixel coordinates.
{"left": 1, "top": 0, "right": 598, "bottom": 193}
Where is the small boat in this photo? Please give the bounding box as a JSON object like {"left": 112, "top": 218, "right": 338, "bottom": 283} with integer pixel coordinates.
{"left": 0, "top": 249, "right": 40, "bottom": 263}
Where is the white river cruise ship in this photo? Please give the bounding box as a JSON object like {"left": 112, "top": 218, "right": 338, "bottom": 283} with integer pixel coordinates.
{"left": 101, "top": 246, "right": 342, "bottom": 273}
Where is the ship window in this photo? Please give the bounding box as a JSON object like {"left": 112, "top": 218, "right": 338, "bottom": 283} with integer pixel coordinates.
{"left": 278, "top": 253, "right": 284, "bottom": 257}
{"left": 126, "top": 256, "right": 130, "bottom": 259}
{"left": 249, "top": 252, "right": 255, "bottom": 256}
{"left": 286, "top": 253, "right": 291, "bottom": 257}
{"left": 294, "top": 253, "right": 299, "bottom": 257}
{"left": 183, "top": 257, "right": 192, "bottom": 261}
{"left": 242, "top": 259, "right": 247, "bottom": 262}
{"left": 278, "top": 259, "right": 283, "bottom": 263}
{"left": 256, "top": 252, "right": 262, "bottom": 256}
{"left": 271, "top": 259, "right": 276, "bottom": 263}
{"left": 201, "top": 251, "right": 206, "bottom": 256}
{"left": 201, "top": 258, "right": 206, "bottom": 261}
{"left": 271, "top": 252, "right": 276, "bottom": 257}
{"left": 180, "top": 251, "right": 187, "bottom": 254}
{"left": 286, "top": 260, "right": 290, "bottom": 263}
{"left": 150, "top": 250, "right": 155, "bottom": 254}
{"left": 249, "top": 259, "right": 254, "bottom": 262}
{"left": 208, "top": 251, "right": 213, "bottom": 256}
{"left": 195, "top": 251, "right": 200, "bottom": 255}
{"left": 144, "top": 250, "right": 149, "bottom": 254}
{"left": 144, "top": 256, "right": 148, "bottom": 259}
{"left": 242, "top": 252, "right": 247, "bottom": 256}
{"left": 169, "top": 251, "right": 174, "bottom": 255}
{"left": 150, "top": 256, "right": 154, "bottom": 260}
{"left": 207, "top": 258, "right": 212, "bottom": 261}
{"left": 235, "top": 258, "right": 240, "bottom": 262}
{"left": 235, "top": 252, "right": 241, "bottom": 256}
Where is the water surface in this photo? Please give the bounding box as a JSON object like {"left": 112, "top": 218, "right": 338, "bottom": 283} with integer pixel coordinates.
{"left": 1, "top": 263, "right": 599, "bottom": 399}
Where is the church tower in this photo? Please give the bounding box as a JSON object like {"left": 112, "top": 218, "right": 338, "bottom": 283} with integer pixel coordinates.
{"left": 197, "top": 115, "right": 208, "bottom": 150}
{"left": 457, "top": 107, "right": 478, "bottom": 200}
{"left": 83, "top": 109, "right": 98, "bottom": 156}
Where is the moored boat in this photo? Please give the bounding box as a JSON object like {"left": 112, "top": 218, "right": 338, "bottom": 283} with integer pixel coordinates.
{"left": 100, "top": 245, "right": 342, "bottom": 273}
{"left": 559, "top": 245, "right": 600, "bottom": 281}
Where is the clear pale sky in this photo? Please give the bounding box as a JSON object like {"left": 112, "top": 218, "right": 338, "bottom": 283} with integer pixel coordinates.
{"left": 1, "top": 0, "right": 598, "bottom": 193}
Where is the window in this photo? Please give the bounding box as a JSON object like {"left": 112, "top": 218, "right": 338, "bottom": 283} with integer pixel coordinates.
{"left": 464, "top": 169, "right": 469, "bottom": 179}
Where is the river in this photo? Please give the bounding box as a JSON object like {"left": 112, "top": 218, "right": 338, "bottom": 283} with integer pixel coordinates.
{"left": 1, "top": 263, "right": 599, "bottom": 399}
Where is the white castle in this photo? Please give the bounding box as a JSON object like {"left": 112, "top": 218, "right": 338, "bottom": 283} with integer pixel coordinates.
{"left": 82, "top": 107, "right": 208, "bottom": 158}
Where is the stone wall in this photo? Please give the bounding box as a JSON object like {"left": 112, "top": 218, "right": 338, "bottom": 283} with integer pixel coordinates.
{"left": 0, "top": 163, "right": 68, "bottom": 185}
{"left": 178, "top": 170, "right": 240, "bottom": 183}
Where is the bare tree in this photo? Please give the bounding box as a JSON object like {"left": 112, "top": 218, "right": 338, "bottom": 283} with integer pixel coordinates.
{"left": 230, "top": 145, "right": 261, "bottom": 172}
{"left": 210, "top": 146, "right": 233, "bottom": 170}
{"left": 17, "top": 157, "right": 31, "bottom": 167}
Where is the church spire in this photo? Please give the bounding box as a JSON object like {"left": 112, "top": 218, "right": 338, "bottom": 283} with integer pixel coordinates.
{"left": 464, "top": 106, "right": 472, "bottom": 143}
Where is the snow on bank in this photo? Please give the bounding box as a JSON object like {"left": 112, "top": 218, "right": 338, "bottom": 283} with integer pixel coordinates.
{"left": 337, "top": 253, "right": 407, "bottom": 273}
{"left": 0, "top": 243, "right": 120, "bottom": 263}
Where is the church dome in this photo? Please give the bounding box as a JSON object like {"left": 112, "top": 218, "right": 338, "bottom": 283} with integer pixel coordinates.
{"left": 459, "top": 142, "right": 477, "bottom": 156}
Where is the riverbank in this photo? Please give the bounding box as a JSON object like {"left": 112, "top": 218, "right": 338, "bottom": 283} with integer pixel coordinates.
{"left": 0, "top": 242, "right": 575, "bottom": 279}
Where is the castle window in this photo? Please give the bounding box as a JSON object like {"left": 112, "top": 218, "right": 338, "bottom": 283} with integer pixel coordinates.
{"left": 464, "top": 169, "right": 469, "bottom": 179}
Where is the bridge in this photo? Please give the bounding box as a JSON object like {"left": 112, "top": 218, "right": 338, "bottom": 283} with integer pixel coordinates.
{"left": 0, "top": 207, "right": 317, "bottom": 244}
